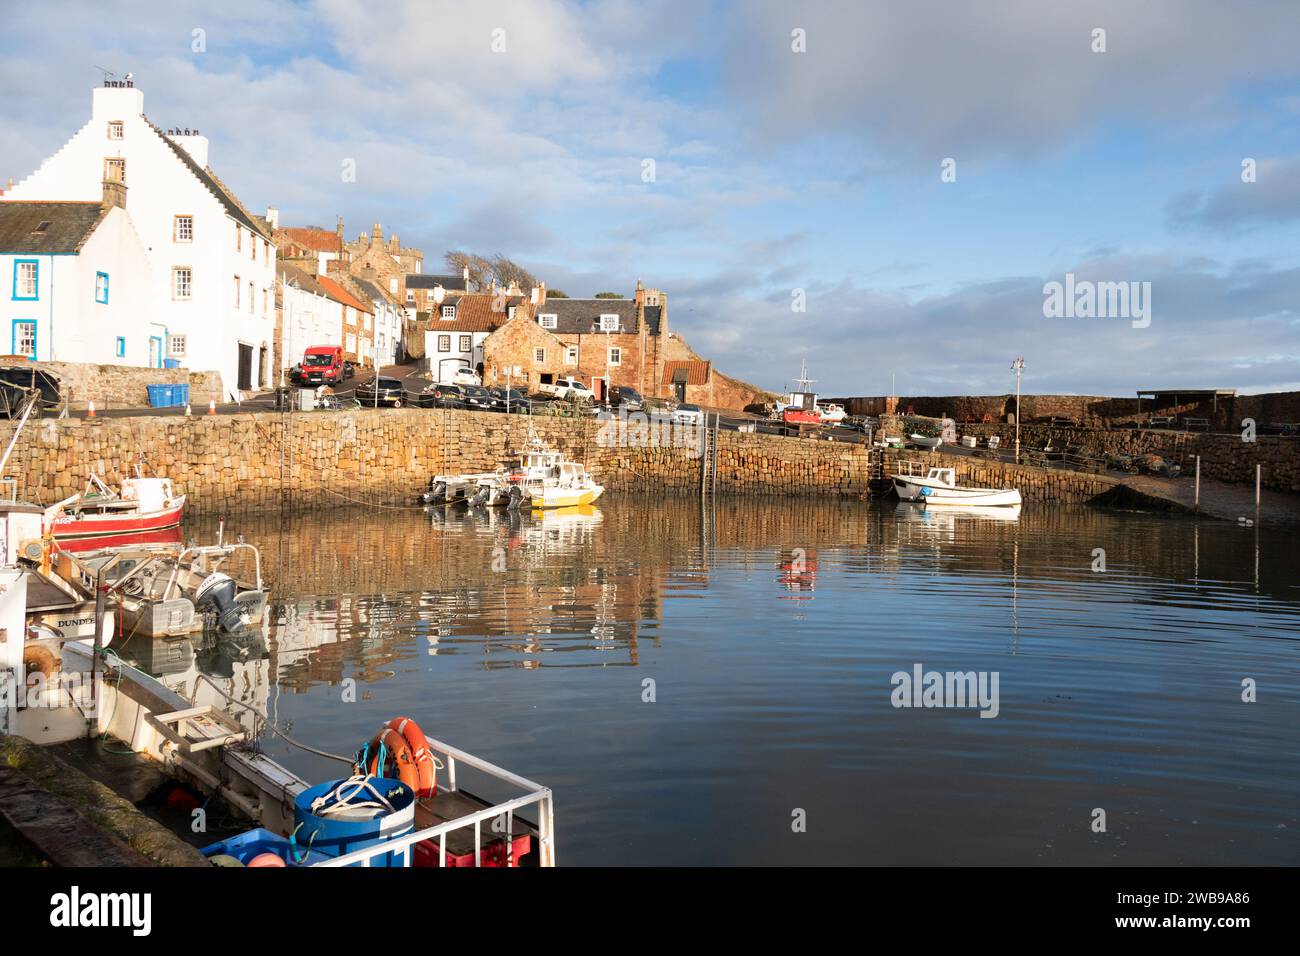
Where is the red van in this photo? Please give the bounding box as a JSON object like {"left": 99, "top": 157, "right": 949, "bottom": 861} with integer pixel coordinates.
{"left": 290, "top": 345, "right": 351, "bottom": 386}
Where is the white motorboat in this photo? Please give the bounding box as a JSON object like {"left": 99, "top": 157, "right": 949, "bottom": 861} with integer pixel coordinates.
{"left": 519, "top": 442, "right": 604, "bottom": 509}
{"left": 891, "top": 466, "right": 959, "bottom": 501}
{"left": 909, "top": 433, "right": 942, "bottom": 450}
{"left": 818, "top": 403, "right": 847, "bottom": 424}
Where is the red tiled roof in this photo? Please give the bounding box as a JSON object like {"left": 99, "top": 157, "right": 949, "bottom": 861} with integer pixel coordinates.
{"left": 662, "top": 359, "right": 711, "bottom": 385}
{"left": 280, "top": 227, "right": 341, "bottom": 254}
{"left": 316, "top": 274, "right": 372, "bottom": 313}
{"left": 427, "top": 293, "right": 523, "bottom": 332}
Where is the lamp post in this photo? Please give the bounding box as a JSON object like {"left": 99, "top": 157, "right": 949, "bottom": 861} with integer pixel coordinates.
{"left": 1011, "top": 356, "right": 1025, "bottom": 464}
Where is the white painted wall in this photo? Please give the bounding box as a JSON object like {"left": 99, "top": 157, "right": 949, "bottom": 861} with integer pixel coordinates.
{"left": 1, "top": 207, "right": 155, "bottom": 365}
{"left": 279, "top": 278, "right": 342, "bottom": 377}
{"left": 3, "top": 84, "right": 277, "bottom": 397}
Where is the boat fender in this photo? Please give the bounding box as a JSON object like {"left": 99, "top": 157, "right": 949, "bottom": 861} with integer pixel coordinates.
{"left": 920, "top": 487, "right": 933, "bottom": 497}
{"left": 23, "top": 645, "right": 59, "bottom": 681}
{"left": 247, "top": 852, "right": 286, "bottom": 867}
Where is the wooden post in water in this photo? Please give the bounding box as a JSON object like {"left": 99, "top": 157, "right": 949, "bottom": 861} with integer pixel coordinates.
{"left": 1194, "top": 455, "right": 1200, "bottom": 511}
{"left": 1256, "top": 464, "right": 1261, "bottom": 514}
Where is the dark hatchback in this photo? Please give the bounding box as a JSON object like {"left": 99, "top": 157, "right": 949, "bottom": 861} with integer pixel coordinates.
{"left": 354, "top": 376, "right": 407, "bottom": 407}
{"left": 0, "top": 365, "right": 62, "bottom": 417}
{"left": 422, "top": 383, "right": 468, "bottom": 409}
{"left": 460, "top": 384, "right": 498, "bottom": 412}
{"left": 487, "top": 387, "right": 530, "bottom": 413}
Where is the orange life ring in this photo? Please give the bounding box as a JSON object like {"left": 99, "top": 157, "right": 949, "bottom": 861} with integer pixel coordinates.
{"left": 358, "top": 718, "right": 438, "bottom": 798}
{"left": 386, "top": 716, "right": 437, "bottom": 798}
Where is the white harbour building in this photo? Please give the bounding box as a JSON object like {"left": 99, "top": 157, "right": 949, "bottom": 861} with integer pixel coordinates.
{"left": 1, "top": 79, "right": 276, "bottom": 397}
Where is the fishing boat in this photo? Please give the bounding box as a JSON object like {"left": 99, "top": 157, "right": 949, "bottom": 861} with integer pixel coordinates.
{"left": 891, "top": 462, "right": 1021, "bottom": 507}
{"left": 74, "top": 539, "right": 270, "bottom": 640}
{"left": 908, "top": 433, "right": 942, "bottom": 450}
{"left": 891, "top": 464, "right": 960, "bottom": 501}
{"left": 780, "top": 361, "right": 823, "bottom": 428}
{"left": 818, "top": 403, "right": 847, "bottom": 424}
{"left": 519, "top": 443, "right": 603, "bottom": 509}
{"left": 419, "top": 439, "right": 602, "bottom": 510}
{"left": 921, "top": 487, "right": 1022, "bottom": 507}
{"left": 1, "top": 577, "right": 557, "bottom": 867}
{"left": 47, "top": 473, "right": 186, "bottom": 552}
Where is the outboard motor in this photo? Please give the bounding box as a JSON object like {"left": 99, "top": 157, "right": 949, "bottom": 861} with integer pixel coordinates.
{"left": 506, "top": 484, "right": 524, "bottom": 511}
{"left": 195, "top": 572, "right": 249, "bottom": 634}
{"left": 419, "top": 479, "right": 447, "bottom": 506}
{"left": 469, "top": 483, "right": 491, "bottom": 508}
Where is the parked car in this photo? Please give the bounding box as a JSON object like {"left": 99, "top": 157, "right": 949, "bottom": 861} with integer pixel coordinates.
{"left": 0, "top": 365, "right": 61, "bottom": 417}
{"left": 487, "top": 387, "right": 530, "bottom": 413}
{"left": 672, "top": 403, "right": 705, "bottom": 427}
{"left": 355, "top": 376, "right": 407, "bottom": 407}
{"left": 607, "top": 385, "right": 645, "bottom": 411}
{"left": 459, "top": 384, "right": 498, "bottom": 412}
{"left": 537, "top": 377, "right": 593, "bottom": 401}
{"left": 421, "top": 383, "right": 469, "bottom": 409}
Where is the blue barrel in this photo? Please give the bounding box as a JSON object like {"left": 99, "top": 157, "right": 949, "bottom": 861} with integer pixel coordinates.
{"left": 146, "top": 384, "right": 170, "bottom": 408}
{"left": 293, "top": 778, "right": 415, "bottom": 867}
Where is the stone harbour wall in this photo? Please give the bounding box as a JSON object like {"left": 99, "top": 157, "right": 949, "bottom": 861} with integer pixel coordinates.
{"left": 29, "top": 361, "right": 224, "bottom": 409}
{"left": 0, "top": 406, "right": 1287, "bottom": 515}
{"left": 959, "top": 423, "right": 1300, "bottom": 492}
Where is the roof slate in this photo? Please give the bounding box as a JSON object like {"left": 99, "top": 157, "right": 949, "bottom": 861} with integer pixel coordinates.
{"left": 407, "top": 273, "right": 468, "bottom": 291}
{"left": 534, "top": 298, "right": 639, "bottom": 335}
{"left": 0, "top": 201, "right": 106, "bottom": 254}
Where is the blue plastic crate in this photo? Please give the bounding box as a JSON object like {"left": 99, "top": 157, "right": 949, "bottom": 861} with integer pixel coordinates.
{"left": 201, "top": 827, "right": 325, "bottom": 866}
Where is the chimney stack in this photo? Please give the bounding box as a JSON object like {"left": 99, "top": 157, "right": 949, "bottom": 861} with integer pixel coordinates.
{"left": 389, "top": 234, "right": 399, "bottom": 253}
{"left": 266, "top": 206, "right": 279, "bottom": 229}
{"left": 336, "top": 215, "right": 344, "bottom": 238}
{"left": 101, "top": 178, "right": 127, "bottom": 210}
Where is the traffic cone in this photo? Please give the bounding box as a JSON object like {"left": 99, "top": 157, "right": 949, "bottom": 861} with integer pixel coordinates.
{"left": 86, "top": 400, "right": 96, "bottom": 418}
{"left": 207, "top": 400, "right": 216, "bottom": 416}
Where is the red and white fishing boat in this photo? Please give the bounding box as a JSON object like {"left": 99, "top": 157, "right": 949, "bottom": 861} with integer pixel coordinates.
{"left": 46, "top": 474, "right": 186, "bottom": 552}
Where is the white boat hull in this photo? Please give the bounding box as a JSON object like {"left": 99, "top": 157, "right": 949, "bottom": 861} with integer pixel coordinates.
{"left": 921, "top": 488, "right": 1022, "bottom": 507}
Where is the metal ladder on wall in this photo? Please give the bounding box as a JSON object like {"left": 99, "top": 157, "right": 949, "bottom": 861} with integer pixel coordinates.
{"left": 699, "top": 414, "right": 719, "bottom": 497}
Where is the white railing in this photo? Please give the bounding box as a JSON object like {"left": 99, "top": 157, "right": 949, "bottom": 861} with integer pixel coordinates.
{"left": 312, "top": 735, "right": 556, "bottom": 867}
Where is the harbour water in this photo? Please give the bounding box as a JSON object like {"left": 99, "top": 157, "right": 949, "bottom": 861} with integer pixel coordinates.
{"left": 121, "top": 496, "right": 1299, "bottom": 865}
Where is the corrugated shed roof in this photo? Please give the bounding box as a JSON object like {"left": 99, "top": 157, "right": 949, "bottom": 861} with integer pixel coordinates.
{"left": 662, "top": 359, "right": 711, "bottom": 385}
{"left": 0, "top": 201, "right": 106, "bottom": 254}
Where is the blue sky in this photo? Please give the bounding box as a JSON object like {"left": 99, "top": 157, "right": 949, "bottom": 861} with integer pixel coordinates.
{"left": 3, "top": 0, "right": 1299, "bottom": 396}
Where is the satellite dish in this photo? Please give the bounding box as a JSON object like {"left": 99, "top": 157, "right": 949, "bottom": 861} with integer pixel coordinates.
{"left": 433, "top": 286, "right": 445, "bottom": 304}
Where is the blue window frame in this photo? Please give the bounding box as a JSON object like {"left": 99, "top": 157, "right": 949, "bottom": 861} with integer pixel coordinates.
{"left": 12, "top": 320, "right": 37, "bottom": 360}
{"left": 148, "top": 335, "right": 163, "bottom": 369}
{"left": 12, "top": 260, "right": 38, "bottom": 301}
{"left": 115, "top": 336, "right": 126, "bottom": 358}
{"left": 96, "top": 271, "right": 109, "bottom": 304}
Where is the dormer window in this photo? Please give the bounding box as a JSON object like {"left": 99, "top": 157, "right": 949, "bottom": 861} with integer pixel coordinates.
{"left": 108, "top": 121, "right": 124, "bottom": 140}
{"left": 599, "top": 314, "right": 619, "bottom": 332}
{"left": 539, "top": 313, "right": 557, "bottom": 329}
{"left": 441, "top": 305, "right": 455, "bottom": 320}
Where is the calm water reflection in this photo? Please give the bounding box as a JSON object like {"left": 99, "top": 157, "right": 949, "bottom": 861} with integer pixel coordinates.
{"left": 125, "top": 495, "right": 1299, "bottom": 864}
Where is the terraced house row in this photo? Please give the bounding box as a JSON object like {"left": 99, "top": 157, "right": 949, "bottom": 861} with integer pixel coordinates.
{"left": 1, "top": 77, "right": 769, "bottom": 409}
